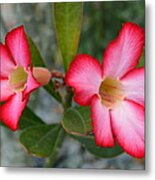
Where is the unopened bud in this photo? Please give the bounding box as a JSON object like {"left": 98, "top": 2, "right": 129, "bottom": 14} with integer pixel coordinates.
{"left": 33, "top": 67, "right": 51, "bottom": 86}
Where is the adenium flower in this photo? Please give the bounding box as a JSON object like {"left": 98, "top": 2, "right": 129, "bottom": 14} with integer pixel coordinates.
{"left": 0, "top": 26, "right": 51, "bottom": 130}
{"left": 65, "top": 22, "right": 144, "bottom": 158}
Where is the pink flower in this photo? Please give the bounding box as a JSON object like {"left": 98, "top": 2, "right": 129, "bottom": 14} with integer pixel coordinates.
{"left": 65, "top": 22, "right": 144, "bottom": 158}
{"left": 0, "top": 26, "right": 51, "bottom": 130}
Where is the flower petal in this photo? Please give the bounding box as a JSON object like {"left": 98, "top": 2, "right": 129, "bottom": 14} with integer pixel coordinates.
{"left": 121, "top": 67, "right": 144, "bottom": 106}
{"left": 0, "top": 78, "right": 15, "bottom": 102}
{"left": 0, "top": 93, "right": 29, "bottom": 130}
{"left": 102, "top": 22, "right": 144, "bottom": 78}
{"left": 91, "top": 95, "right": 115, "bottom": 147}
{"left": 5, "top": 26, "right": 31, "bottom": 68}
{"left": 65, "top": 54, "right": 102, "bottom": 105}
{"left": 0, "top": 43, "right": 16, "bottom": 78}
{"left": 22, "top": 68, "right": 41, "bottom": 100}
{"left": 110, "top": 100, "right": 144, "bottom": 158}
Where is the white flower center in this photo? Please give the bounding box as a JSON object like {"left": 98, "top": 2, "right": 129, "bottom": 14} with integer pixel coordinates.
{"left": 9, "top": 66, "right": 28, "bottom": 93}
{"left": 99, "top": 77, "right": 125, "bottom": 109}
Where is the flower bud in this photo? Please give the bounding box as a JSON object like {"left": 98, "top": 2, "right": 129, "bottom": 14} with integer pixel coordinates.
{"left": 33, "top": 67, "right": 51, "bottom": 86}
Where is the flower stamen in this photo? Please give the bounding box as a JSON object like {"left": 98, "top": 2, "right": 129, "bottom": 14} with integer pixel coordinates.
{"left": 9, "top": 66, "right": 28, "bottom": 93}
{"left": 99, "top": 77, "right": 125, "bottom": 109}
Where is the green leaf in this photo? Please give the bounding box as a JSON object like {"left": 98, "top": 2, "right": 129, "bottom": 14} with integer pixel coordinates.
{"left": 28, "top": 36, "right": 62, "bottom": 103}
{"left": 61, "top": 106, "right": 92, "bottom": 135}
{"left": 19, "top": 107, "right": 45, "bottom": 129}
{"left": 137, "top": 50, "right": 145, "bottom": 68}
{"left": 0, "top": 121, "right": 7, "bottom": 128}
{"left": 28, "top": 36, "right": 45, "bottom": 67}
{"left": 75, "top": 106, "right": 92, "bottom": 133}
{"left": 20, "top": 124, "right": 64, "bottom": 157}
{"left": 72, "top": 135, "right": 124, "bottom": 158}
{"left": 53, "top": 2, "right": 83, "bottom": 71}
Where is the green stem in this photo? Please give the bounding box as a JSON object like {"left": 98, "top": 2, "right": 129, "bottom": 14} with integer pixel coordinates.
{"left": 44, "top": 81, "right": 62, "bottom": 103}
{"left": 63, "top": 86, "right": 73, "bottom": 110}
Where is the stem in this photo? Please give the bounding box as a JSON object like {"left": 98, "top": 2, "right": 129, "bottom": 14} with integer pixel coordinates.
{"left": 44, "top": 81, "right": 62, "bottom": 103}
{"left": 63, "top": 86, "right": 74, "bottom": 110}
{"left": 51, "top": 70, "right": 65, "bottom": 79}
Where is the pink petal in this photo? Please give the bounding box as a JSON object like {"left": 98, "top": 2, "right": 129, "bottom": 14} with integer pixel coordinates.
{"left": 91, "top": 95, "right": 115, "bottom": 147}
{"left": 0, "top": 78, "right": 15, "bottom": 102}
{"left": 102, "top": 22, "right": 144, "bottom": 79}
{"left": 121, "top": 68, "right": 144, "bottom": 106}
{"left": 0, "top": 43, "right": 16, "bottom": 78}
{"left": 65, "top": 54, "right": 102, "bottom": 105}
{"left": 22, "top": 68, "right": 41, "bottom": 100}
{"left": 5, "top": 26, "right": 31, "bottom": 68}
{"left": 110, "top": 100, "right": 144, "bottom": 158}
{"left": 0, "top": 93, "right": 29, "bottom": 130}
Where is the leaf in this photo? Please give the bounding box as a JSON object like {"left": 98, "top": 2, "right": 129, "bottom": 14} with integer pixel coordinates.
{"left": 20, "top": 124, "right": 64, "bottom": 157}
{"left": 75, "top": 106, "right": 92, "bottom": 133}
{"left": 72, "top": 134, "right": 124, "bottom": 158}
{"left": 28, "top": 36, "right": 45, "bottom": 67}
{"left": 137, "top": 50, "right": 145, "bottom": 68}
{"left": 61, "top": 106, "right": 92, "bottom": 135}
{"left": 28, "top": 36, "right": 62, "bottom": 103}
{"left": 19, "top": 107, "right": 45, "bottom": 129}
{"left": 53, "top": 2, "right": 83, "bottom": 71}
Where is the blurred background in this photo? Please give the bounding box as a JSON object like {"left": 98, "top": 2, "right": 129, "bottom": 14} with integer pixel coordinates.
{"left": 0, "top": 0, "right": 145, "bottom": 169}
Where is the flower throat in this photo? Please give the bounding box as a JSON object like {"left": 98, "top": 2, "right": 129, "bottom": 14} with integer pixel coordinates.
{"left": 9, "top": 66, "right": 28, "bottom": 93}
{"left": 99, "top": 77, "right": 124, "bottom": 109}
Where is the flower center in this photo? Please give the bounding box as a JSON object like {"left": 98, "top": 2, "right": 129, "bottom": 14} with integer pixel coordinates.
{"left": 99, "top": 77, "right": 125, "bottom": 109}
{"left": 9, "top": 66, "right": 28, "bottom": 93}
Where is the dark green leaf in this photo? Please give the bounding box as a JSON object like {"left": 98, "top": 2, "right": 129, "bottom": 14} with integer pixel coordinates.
{"left": 62, "top": 108, "right": 87, "bottom": 135}
{"left": 75, "top": 106, "right": 92, "bottom": 133}
{"left": 61, "top": 106, "right": 92, "bottom": 135}
{"left": 72, "top": 135, "right": 124, "bottom": 158}
{"left": 137, "top": 50, "right": 145, "bottom": 68}
{"left": 28, "top": 36, "right": 62, "bottom": 103}
{"left": 53, "top": 2, "right": 83, "bottom": 71}
{"left": 0, "top": 121, "right": 6, "bottom": 128}
{"left": 28, "top": 36, "right": 45, "bottom": 67}
{"left": 20, "top": 124, "right": 64, "bottom": 157}
{"left": 19, "top": 107, "right": 45, "bottom": 129}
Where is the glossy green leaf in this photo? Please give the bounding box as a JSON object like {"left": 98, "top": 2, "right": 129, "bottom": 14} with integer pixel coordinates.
{"left": 20, "top": 124, "right": 64, "bottom": 157}
{"left": 28, "top": 36, "right": 62, "bottom": 103}
{"left": 53, "top": 2, "right": 83, "bottom": 71}
{"left": 72, "top": 134, "right": 124, "bottom": 158}
{"left": 19, "top": 107, "right": 45, "bottom": 129}
{"left": 61, "top": 106, "right": 92, "bottom": 135}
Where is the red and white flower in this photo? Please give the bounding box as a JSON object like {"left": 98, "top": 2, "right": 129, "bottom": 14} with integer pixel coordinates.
{"left": 65, "top": 22, "right": 144, "bottom": 158}
{"left": 0, "top": 26, "right": 51, "bottom": 130}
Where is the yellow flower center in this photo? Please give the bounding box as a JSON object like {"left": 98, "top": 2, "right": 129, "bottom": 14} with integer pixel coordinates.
{"left": 99, "top": 77, "right": 125, "bottom": 109}
{"left": 9, "top": 66, "right": 28, "bottom": 93}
